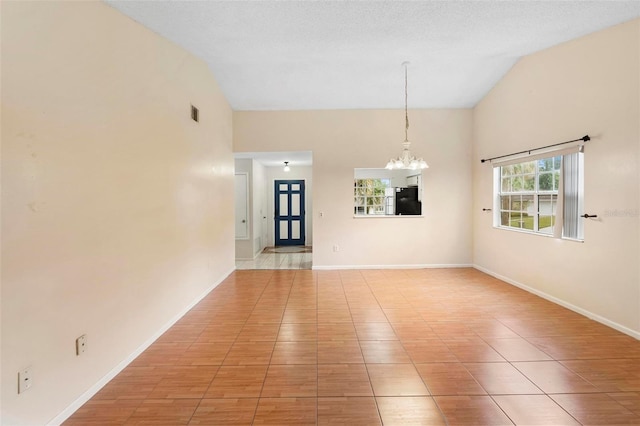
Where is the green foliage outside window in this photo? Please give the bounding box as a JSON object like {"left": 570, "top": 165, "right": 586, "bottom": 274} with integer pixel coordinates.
{"left": 354, "top": 178, "right": 390, "bottom": 215}
{"left": 498, "top": 156, "right": 560, "bottom": 234}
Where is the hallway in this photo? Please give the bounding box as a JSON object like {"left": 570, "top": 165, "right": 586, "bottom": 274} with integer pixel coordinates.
{"left": 236, "top": 246, "right": 313, "bottom": 270}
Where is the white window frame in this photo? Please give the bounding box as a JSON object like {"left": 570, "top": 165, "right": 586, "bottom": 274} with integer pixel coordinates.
{"left": 492, "top": 149, "right": 584, "bottom": 241}
{"left": 494, "top": 156, "right": 560, "bottom": 235}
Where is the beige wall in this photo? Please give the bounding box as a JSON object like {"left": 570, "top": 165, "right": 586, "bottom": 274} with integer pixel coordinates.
{"left": 1, "top": 2, "right": 235, "bottom": 424}
{"left": 234, "top": 109, "right": 473, "bottom": 268}
{"left": 472, "top": 19, "right": 640, "bottom": 336}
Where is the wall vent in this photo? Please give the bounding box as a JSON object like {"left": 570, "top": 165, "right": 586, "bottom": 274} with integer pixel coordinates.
{"left": 191, "top": 105, "right": 199, "bottom": 122}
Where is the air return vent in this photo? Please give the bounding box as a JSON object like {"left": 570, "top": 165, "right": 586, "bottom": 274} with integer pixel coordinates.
{"left": 191, "top": 105, "right": 199, "bottom": 122}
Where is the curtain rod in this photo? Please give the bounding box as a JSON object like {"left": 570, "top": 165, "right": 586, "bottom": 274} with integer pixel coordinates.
{"left": 480, "top": 135, "right": 590, "bottom": 164}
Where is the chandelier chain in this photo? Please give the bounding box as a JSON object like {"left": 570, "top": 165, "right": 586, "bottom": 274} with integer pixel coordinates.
{"left": 405, "top": 63, "right": 409, "bottom": 142}
{"left": 385, "top": 61, "right": 428, "bottom": 170}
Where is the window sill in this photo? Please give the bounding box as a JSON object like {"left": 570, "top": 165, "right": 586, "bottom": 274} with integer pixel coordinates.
{"left": 493, "top": 226, "right": 584, "bottom": 242}
{"left": 494, "top": 226, "right": 554, "bottom": 237}
{"left": 354, "top": 215, "right": 424, "bottom": 219}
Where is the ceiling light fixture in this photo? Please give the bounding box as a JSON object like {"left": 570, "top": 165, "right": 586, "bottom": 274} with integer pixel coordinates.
{"left": 386, "top": 62, "right": 428, "bottom": 170}
{"left": 283, "top": 161, "right": 290, "bottom": 172}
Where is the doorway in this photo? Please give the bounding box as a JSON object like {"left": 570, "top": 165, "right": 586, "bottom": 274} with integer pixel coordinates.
{"left": 274, "top": 180, "right": 305, "bottom": 246}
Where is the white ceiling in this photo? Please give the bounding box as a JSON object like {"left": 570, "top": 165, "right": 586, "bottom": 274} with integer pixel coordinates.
{"left": 106, "top": 0, "right": 638, "bottom": 111}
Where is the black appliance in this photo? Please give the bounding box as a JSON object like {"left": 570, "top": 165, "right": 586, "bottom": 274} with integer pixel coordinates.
{"left": 395, "top": 187, "right": 421, "bottom": 215}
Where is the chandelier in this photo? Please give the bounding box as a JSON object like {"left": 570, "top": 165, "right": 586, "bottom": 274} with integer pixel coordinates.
{"left": 385, "top": 62, "right": 428, "bottom": 170}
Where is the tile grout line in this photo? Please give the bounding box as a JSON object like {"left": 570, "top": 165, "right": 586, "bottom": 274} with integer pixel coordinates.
{"left": 204, "top": 271, "right": 274, "bottom": 425}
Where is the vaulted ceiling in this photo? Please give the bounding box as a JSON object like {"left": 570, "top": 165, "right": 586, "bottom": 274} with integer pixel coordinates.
{"left": 106, "top": 1, "right": 639, "bottom": 111}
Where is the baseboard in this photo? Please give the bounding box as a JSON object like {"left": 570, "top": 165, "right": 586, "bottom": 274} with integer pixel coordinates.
{"left": 312, "top": 263, "right": 473, "bottom": 270}
{"left": 473, "top": 264, "right": 640, "bottom": 340}
{"left": 48, "top": 266, "right": 236, "bottom": 426}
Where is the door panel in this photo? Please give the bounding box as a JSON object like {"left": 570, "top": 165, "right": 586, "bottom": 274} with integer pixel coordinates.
{"left": 279, "top": 194, "right": 288, "bottom": 215}
{"left": 279, "top": 221, "right": 288, "bottom": 240}
{"left": 291, "top": 221, "right": 300, "bottom": 239}
{"left": 291, "top": 194, "right": 300, "bottom": 215}
{"left": 275, "top": 180, "right": 305, "bottom": 246}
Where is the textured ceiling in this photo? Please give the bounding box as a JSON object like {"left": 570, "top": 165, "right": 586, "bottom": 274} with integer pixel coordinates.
{"left": 105, "top": 1, "right": 639, "bottom": 111}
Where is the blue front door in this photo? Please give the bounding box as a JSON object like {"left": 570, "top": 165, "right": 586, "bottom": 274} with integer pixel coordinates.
{"left": 275, "top": 180, "right": 305, "bottom": 246}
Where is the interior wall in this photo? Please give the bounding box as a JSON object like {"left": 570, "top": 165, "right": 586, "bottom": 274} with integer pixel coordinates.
{"left": 1, "top": 2, "right": 235, "bottom": 424}
{"left": 265, "top": 165, "right": 314, "bottom": 247}
{"left": 252, "top": 160, "right": 267, "bottom": 255}
{"left": 234, "top": 109, "right": 473, "bottom": 268}
{"left": 472, "top": 19, "right": 640, "bottom": 336}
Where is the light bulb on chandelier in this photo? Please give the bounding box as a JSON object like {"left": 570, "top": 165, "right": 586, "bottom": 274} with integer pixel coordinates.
{"left": 385, "top": 62, "right": 429, "bottom": 170}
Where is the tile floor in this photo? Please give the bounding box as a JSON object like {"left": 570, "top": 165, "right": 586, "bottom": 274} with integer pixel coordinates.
{"left": 236, "top": 248, "right": 312, "bottom": 270}
{"left": 63, "top": 268, "right": 640, "bottom": 425}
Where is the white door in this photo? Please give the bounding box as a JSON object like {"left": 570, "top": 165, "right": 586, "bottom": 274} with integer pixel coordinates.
{"left": 235, "top": 173, "right": 248, "bottom": 239}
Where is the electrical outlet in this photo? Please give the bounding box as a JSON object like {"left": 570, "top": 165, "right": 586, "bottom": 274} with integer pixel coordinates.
{"left": 333, "top": 245, "right": 340, "bottom": 252}
{"left": 18, "top": 367, "right": 33, "bottom": 394}
{"left": 76, "top": 334, "right": 87, "bottom": 356}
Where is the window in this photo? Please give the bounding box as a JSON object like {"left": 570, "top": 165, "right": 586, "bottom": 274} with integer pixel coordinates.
{"left": 353, "top": 168, "right": 423, "bottom": 216}
{"left": 498, "top": 156, "right": 559, "bottom": 234}
{"left": 354, "top": 178, "right": 391, "bottom": 215}
{"left": 494, "top": 151, "right": 584, "bottom": 240}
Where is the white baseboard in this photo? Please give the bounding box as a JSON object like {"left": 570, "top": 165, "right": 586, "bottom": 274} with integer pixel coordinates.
{"left": 312, "top": 263, "right": 473, "bottom": 270}
{"left": 473, "top": 264, "right": 640, "bottom": 341}
{"left": 48, "top": 266, "right": 236, "bottom": 426}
